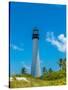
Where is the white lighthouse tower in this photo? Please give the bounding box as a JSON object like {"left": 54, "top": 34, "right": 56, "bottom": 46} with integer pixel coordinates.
{"left": 31, "top": 28, "right": 41, "bottom": 77}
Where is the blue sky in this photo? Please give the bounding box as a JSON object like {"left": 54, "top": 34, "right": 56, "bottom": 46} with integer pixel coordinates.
{"left": 10, "top": 2, "right": 66, "bottom": 75}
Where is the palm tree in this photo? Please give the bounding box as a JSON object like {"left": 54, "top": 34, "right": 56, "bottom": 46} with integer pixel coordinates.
{"left": 21, "top": 67, "right": 27, "bottom": 74}
{"left": 58, "top": 58, "right": 63, "bottom": 70}
{"left": 48, "top": 68, "right": 53, "bottom": 79}
{"left": 42, "top": 67, "right": 47, "bottom": 74}
{"left": 48, "top": 68, "right": 53, "bottom": 73}
{"left": 62, "top": 58, "right": 66, "bottom": 71}
{"left": 58, "top": 58, "right": 66, "bottom": 71}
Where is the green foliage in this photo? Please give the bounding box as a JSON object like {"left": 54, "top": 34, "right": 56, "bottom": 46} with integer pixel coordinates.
{"left": 41, "top": 57, "right": 66, "bottom": 81}
{"left": 48, "top": 68, "right": 53, "bottom": 73}
{"left": 58, "top": 58, "right": 66, "bottom": 71}
{"left": 42, "top": 67, "right": 47, "bottom": 74}
{"left": 9, "top": 58, "right": 66, "bottom": 88}
{"left": 41, "top": 70, "right": 66, "bottom": 81}
{"left": 21, "top": 67, "right": 27, "bottom": 74}
{"left": 12, "top": 76, "right": 16, "bottom": 80}
{"left": 10, "top": 76, "right": 66, "bottom": 88}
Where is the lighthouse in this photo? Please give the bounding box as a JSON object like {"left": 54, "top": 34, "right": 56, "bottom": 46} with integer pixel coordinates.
{"left": 31, "top": 28, "right": 41, "bottom": 77}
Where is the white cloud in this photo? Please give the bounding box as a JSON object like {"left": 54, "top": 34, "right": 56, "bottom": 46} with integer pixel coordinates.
{"left": 58, "top": 34, "right": 66, "bottom": 43}
{"left": 46, "top": 32, "right": 66, "bottom": 52}
{"left": 10, "top": 44, "right": 24, "bottom": 51}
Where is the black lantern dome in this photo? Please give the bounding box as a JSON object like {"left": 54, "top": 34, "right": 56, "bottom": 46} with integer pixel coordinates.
{"left": 32, "top": 28, "right": 39, "bottom": 39}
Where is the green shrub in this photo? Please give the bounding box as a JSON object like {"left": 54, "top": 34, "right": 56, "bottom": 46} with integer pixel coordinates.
{"left": 41, "top": 70, "right": 66, "bottom": 80}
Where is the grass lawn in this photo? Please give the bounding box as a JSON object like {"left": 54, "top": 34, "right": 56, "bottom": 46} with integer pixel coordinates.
{"left": 9, "top": 75, "right": 66, "bottom": 88}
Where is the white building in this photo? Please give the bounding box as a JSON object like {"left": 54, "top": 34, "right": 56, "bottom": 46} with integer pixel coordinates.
{"left": 31, "top": 29, "right": 41, "bottom": 77}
